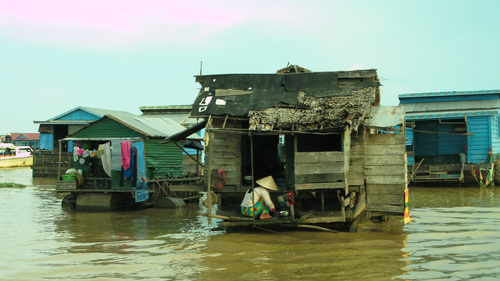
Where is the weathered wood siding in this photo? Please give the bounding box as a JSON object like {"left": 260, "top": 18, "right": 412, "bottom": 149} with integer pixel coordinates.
{"left": 467, "top": 116, "right": 491, "bottom": 164}
{"left": 182, "top": 154, "right": 201, "bottom": 176}
{"left": 294, "top": 151, "right": 345, "bottom": 190}
{"left": 205, "top": 118, "right": 242, "bottom": 188}
{"left": 348, "top": 133, "right": 365, "bottom": 190}
{"left": 365, "top": 134, "right": 406, "bottom": 214}
{"left": 491, "top": 114, "right": 500, "bottom": 156}
{"left": 205, "top": 131, "right": 241, "bottom": 187}
{"left": 32, "top": 150, "right": 73, "bottom": 177}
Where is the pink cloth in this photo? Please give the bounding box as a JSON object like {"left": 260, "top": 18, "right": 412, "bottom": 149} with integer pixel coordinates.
{"left": 121, "top": 141, "right": 131, "bottom": 170}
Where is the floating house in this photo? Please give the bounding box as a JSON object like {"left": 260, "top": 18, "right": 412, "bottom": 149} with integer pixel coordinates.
{"left": 33, "top": 106, "right": 135, "bottom": 177}
{"left": 140, "top": 105, "right": 205, "bottom": 176}
{"left": 34, "top": 106, "right": 133, "bottom": 152}
{"left": 170, "top": 66, "right": 408, "bottom": 228}
{"left": 399, "top": 89, "right": 500, "bottom": 185}
{"left": 55, "top": 111, "right": 203, "bottom": 210}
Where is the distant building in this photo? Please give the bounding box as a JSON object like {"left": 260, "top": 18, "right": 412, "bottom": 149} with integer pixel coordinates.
{"left": 11, "top": 133, "right": 40, "bottom": 149}
{"left": 1, "top": 133, "right": 40, "bottom": 149}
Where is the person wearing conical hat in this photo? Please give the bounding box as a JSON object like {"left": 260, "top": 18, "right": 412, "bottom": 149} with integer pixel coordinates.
{"left": 240, "top": 176, "right": 278, "bottom": 220}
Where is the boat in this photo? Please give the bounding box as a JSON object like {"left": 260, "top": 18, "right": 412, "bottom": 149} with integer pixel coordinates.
{"left": 0, "top": 143, "right": 33, "bottom": 168}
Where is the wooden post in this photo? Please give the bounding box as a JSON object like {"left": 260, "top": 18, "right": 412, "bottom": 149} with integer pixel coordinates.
{"left": 290, "top": 134, "right": 297, "bottom": 221}
{"left": 207, "top": 131, "right": 214, "bottom": 224}
{"left": 206, "top": 116, "right": 213, "bottom": 224}
{"left": 250, "top": 131, "right": 256, "bottom": 225}
{"left": 57, "top": 139, "right": 62, "bottom": 180}
{"left": 196, "top": 150, "right": 200, "bottom": 177}
{"left": 206, "top": 132, "right": 213, "bottom": 224}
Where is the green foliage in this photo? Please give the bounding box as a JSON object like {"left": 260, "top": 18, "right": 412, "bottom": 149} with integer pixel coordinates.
{"left": 0, "top": 182, "right": 26, "bottom": 188}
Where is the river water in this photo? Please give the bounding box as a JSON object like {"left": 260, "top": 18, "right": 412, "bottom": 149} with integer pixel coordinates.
{"left": 0, "top": 167, "right": 499, "bottom": 280}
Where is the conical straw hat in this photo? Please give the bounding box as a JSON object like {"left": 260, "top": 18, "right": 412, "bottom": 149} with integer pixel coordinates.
{"left": 256, "top": 176, "right": 278, "bottom": 191}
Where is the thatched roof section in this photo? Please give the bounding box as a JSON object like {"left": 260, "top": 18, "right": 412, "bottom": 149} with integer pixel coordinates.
{"left": 248, "top": 87, "right": 376, "bottom": 131}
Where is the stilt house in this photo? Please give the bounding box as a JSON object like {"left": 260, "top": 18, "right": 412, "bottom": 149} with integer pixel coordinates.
{"left": 32, "top": 106, "right": 133, "bottom": 177}
{"left": 400, "top": 89, "right": 500, "bottom": 184}
{"left": 184, "top": 66, "right": 407, "bottom": 226}
{"left": 56, "top": 112, "right": 203, "bottom": 210}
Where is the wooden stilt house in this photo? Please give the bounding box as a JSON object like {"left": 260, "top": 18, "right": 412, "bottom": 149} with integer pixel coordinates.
{"left": 176, "top": 66, "right": 408, "bottom": 227}
{"left": 55, "top": 111, "right": 203, "bottom": 210}
{"left": 400, "top": 89, "right": 500, "bottom": 185}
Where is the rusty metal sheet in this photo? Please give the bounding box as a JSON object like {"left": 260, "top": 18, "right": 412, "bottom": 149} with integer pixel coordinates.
{"left": 365, "top": 106, "right": 405, "bottom": 128}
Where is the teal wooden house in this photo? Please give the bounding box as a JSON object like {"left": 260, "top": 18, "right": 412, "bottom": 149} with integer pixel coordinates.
{"left": 34, "top": 106, "right": 131, "bottom": 152}
{"left": 399, "top": 89, "right": 500, "bottom": 184}
{"left": 56, "top": 111, "right": 203, "bottom": 210}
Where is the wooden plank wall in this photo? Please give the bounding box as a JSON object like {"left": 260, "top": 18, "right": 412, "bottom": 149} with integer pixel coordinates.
{"left": 295, "top": 151, "right": 345, "bottom": 190}
{"left": 364, "top": 133, "right": 407, "bottom": 214}
{"left": 348, "top": 133, "right": 365, "bottom": 191}
{"left": 182, "top": 154, "right": 201, "bottom": 176}
{"left": 205, "top": 118, "right": 242, "bottom": 189}
{"left": 33, "top": 150, "right": 73, "bottom": 177}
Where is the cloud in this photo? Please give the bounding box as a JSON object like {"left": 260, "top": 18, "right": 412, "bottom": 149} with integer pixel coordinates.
{"left": 0, "top": 0, "right": 250, "bottom": 48}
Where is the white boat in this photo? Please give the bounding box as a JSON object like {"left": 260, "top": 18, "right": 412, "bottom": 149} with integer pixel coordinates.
{"left": 0, "top": 143, "right": 33, "bottom": 168}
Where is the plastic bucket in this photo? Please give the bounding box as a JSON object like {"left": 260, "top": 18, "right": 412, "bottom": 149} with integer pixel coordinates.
{"left": 61, "top": 174, "right": 77, "bottom": 181}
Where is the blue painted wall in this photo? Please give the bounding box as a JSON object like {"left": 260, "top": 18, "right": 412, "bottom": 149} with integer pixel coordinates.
{"left": 406, "top": 128, "right": 414, "bottom": 166}
{"left": 412, "top": 119, "right": 467, "bottom": 163}
{"left": 437, "top": 123, "right": 467, "bottom": 155}
{"left": 40, "top": 133, "right": 53, "bottom": 150}
{"left": 56, "top": 109, "right": 101, "bottom": 121}
{"left": 490, "top": 114, "right": 500, "bottom": 156}
{"left": 467, "top": 116, "right": 491, "bottom": 164}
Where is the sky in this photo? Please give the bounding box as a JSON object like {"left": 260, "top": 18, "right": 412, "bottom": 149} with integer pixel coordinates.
{"left": 1, "top": 0, "right": 499, "bottom": 133}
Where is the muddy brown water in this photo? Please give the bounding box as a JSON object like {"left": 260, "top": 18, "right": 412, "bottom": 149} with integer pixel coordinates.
{"left": 0, "top": 167, "right": 499, "bottom": 280}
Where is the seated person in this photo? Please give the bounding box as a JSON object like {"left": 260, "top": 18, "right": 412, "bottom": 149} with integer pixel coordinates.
{"left": 240, "top": 176, "right": 278, "bottom": 220}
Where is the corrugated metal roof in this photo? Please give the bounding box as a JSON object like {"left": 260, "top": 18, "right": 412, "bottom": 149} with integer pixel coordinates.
{"left": 404, "top": 100, "right": 500, "bottom": 114}
{"left": 365, "top": 106, "right": 405, "bottom": 128}
{"left": 161, "top": 120, "right": 207, "bottom": 143}
{"left": 49, "top": 106, "right": 132, "bottom": 121}
{"left": 140, "top": 105, "right": 192, "bottom": 110}
{"left": 141, "top": 113, "right": 192, "bottom": 125}
{"left": 134, "top": 116, "right": 201, "bottom": 139}
{"left": 33, "top": 120, "right": 90, "bottom": 125}
{"left": 104, "top": 112, "right": 202, "bottom": 140}
{"left": 406, "top": 109, "right": 497, "bottom": 120}
{"left": 399, "top": 89, "right": 500, "bottom": 99}
{"left": 33, "top": 106, "right": 136, "bottom": 124}
{"left": 63, "top": 137, "right": 142, "bottom": 141}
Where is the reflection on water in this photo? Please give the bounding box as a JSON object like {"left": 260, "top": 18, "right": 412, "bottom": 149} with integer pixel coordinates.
{"left": 399, "top": 187, "right": 500, "bottom": 280}
{"left": 200, "top": 230, "right": 407, "bottom": 281}
{"left": 0, "top": 168, "right": 499, "bottom": 280}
